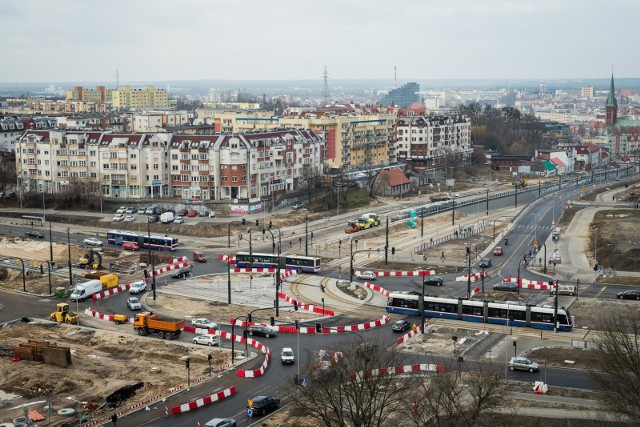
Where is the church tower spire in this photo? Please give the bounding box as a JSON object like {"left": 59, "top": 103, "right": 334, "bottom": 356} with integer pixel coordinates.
{"left": 605, "top": 73, "right": 618, "bottom": 126}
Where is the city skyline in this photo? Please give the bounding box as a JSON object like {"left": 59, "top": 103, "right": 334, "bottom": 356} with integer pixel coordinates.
{"left": 1, "top": 0, "right": 639, "bottom": 83}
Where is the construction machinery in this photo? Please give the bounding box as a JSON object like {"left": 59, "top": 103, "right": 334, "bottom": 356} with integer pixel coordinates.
{"left": 79, "top": 250, "right": 103, "bottom": 269}
{"left": 50, "top": 303, "right": 78, "bottom": 324}
{"left": 344, "top": 221, "right": 360, "bottom": 234}
{"left": 356, "top": 217, "right": 372, "bottom": 230}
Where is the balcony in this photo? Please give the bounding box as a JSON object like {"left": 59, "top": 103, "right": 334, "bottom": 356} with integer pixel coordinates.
{"left": 111, "top": 180, "right": 126, "bottom": 186}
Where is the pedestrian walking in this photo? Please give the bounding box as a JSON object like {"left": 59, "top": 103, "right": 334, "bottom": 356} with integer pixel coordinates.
{"left": 441, "top": 251, "right": 445, "bottom": 260}
{"left": 111, "top": 413, "right": 118, "bottom": 426}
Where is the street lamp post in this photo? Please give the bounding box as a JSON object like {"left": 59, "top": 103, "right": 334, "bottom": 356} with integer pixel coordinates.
{"left": 421, "top": 268, "right": 426, "bottom": 333}
{"left": 486, "top": 188, "right": 489, "bottom": 216}
{"left": 421, "top": 206, "right": 425, "bottom": 237}
{"left": 147, "top": 218, "right": 156, "bottom": 300}
{"left": 516, "top": 254, "right": 527, "bottom": 295}
{"left": 451, "top": 198, "right": 456, "bottom": 226}
{"left": 385, "top": 215, "right": 389, "bottom": 265}
{"left": 263, "top": 226, "right": 281, "bottom": 317}
{"left": 466, "top": 245, "right": 472, "bottom": 299}
{"left": 305, "top": 216, "right": 309, "bottom": 256}
{"left": 593, "top": 227, "right": 598, "bottom": 267}
{"left": 349, "top": 237, "right": 354, "bottom": 283}
{"left": 67, "top": 228, "right": 72, "bottom": 288}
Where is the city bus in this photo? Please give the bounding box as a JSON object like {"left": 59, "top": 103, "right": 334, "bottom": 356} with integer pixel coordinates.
{"left": 106, "top": 230, "right": 178, "bottom": 251}
{"left": 235, "top": 251, "right": 321, "bottom": 273}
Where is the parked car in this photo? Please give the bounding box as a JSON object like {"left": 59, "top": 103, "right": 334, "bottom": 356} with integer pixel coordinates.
{"left": 192, "top": 318, "right": 219, "bottom": 330}
{"left": 177, "top": 209, "right": 188, "bottom": 216}
{"left": 292, "top": 203, "right": 305, "bottom": 210}
{"left": 171, "top": 268, "right": 191, "bottom": 279}
{"left": 148, "top": 215, "right": 159, "bottom": 223}
{"left": 493, "top": 246, "right": 503, "bottom": 256}
{"left": 4, "top": 192, "right": 16, "bottom": 199}
{"left": 199, "top": 210, "right": 209, "bottom": 217}
{"left": 127, "top": 297, "right": 142, "bottom": 310}
{"left": 425, "top": 276, "right": 444, "bottom": 286}
{"left": 281, "top": 347, "right": 295, "bottom": 365}
{"left": 479, "top": 258, "right": 492, "bottom": 268}
{"left": 145, "top": 207, "right": 155, "bottom": 215}
{"left": 25, "top": 231, "right": 45, "bottom": 239}
{"left": 187, "top": 210, "right": 199, "bottom": 217}
{"left": 247, "top": 325, "right": 277, "bottom": 338}
{"left": 392, "top": 319, "right": 411, "bottom": 332}
{"left": 208, "top": 211, "right": 216, "bottom": 218}
{"left": 137, "top": 206, "right": 147, "bottom": 214}
{"left": 356, "top": 271, "right": 376, "bottom": 280}
{"left": 129, "top": 280, "right": 147, "bottom": 294}
{"left": 174, "top": 216, "right": 184, "bottom": 224}
{"left": 192, "top": 335, "right": 220, "bottom": 347}
{"left": 493, "top": 282, "right": 518, "bottom": 292}
{"left": 617, "top": 289, "right": 640, "bottom": 300}
{"left": 509, "top": 357, "right": 539, "bottom": 373}
{"left": 116, "top": 206, "right": 126, "bottom": 214}
{"left": 124, "top": 215, "right": 136, "bottom": 222}
{"left": 84, "top": 237, "right": 103, "bottom": 246}
{"left": 204, "top": 418, "right": 236, "bottom": 427}
{"left": 248, "top": 395, "right": 280, "bottom": 416}
{"left": 122, "top": 241, "right": 140, "bottom": 251}
{"left": 112, "top": 214, "right": 125, "bottom": 222}
{"left": 125, "top": 207, "right": 135, "bottom": 214}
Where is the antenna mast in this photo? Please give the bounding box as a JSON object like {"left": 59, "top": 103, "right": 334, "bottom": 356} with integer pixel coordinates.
{"left": 394, "top": 66, "right": 397, "bottom": 89}
{"left": 115, "top": 69, "right": 120, "bottom": 89}
{"left": 322, "top": 66, "right": 330, "bottom": 105}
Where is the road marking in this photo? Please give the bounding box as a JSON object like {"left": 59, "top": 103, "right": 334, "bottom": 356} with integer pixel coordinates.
{"left": 595, "top": 285, "right": 607, "bottom": 299}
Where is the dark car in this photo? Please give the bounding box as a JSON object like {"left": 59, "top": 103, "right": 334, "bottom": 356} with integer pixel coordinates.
{"left": 4, "top": 192, "right": 17, "bottom": 199}
{"left": 617, "top": 289, "right": 640, "bottom": 300}
{"left": 25, "top": 231, "right": 45, "bottom": 239}
{"left": 425, "top": 276, "right": 443, "bottom": 286}
{"left": 493, "top": 282, "right": 518, "bottom": 292}
{"left": 392, "top": 320, "right": 411, "bottom": 332}
{"left": 148, "top": 215, "right": 160, "bottom": 223}
{"left": 479, "top": 258, "right": 492, "bottom": 268}
{"left": 247, "top": 325, "right": 277, "bottom": 338}
{"left": 177, "top": 209, "right": 189, "bottom": 216}
{"left": 248, "top": 395, "right": 280, "bottom": 416}
{"left": 171, "top": 268, "right": 191, "bottom": 279}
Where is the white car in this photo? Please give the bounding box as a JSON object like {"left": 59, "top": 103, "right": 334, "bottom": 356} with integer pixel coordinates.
{"left": 281, "top": 347, "right": 295, "bottom": 365}
{"left": 125, "top": 207, "right": 135, "bottom": 214}
{"left": 83, "top": 237, "right": 103, "bottom": 246}
{"left": 112, "top": 214, "right": 125, "bottom": 222}
{"left": 137, "top": 206, "right": 147, "bottom": 214}
{"left": 124, "top": 215, "right": 136, "bottom": 222}
{"left": 127, "top": 297, "right": 142, "bottom": 310}
{"left": 356, "top": 271, "right": 376, "bottom": 280}
{"left": 116, "top": 206, "right": 126, "bottom": 214}
{"left": 174, "top": 216, "right": 184, "bottom": 224}
{"left": 129, "top": 280, "right": 148, "bottom": 294}
{"left": 192, "top": 318, "right": 219, "bottom": 330}
{"left": 193, "top": 335, "right": 220, "bottom": 347}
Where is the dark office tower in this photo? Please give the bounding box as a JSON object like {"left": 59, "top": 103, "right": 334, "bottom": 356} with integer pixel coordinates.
{"left": 379, "top": 82, "right": 420, "bottom": 108}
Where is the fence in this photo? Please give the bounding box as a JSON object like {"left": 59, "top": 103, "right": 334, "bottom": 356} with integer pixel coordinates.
{"left": 414, "top": 222, "right": 488, "bottom": 254}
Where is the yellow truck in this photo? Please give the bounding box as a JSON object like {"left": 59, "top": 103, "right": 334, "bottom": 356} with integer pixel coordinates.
{"left": 133, "top": 312, "right": 185, "bottom": 339}
{"left": 100, "top": 273, "right": 119, "bottom": 289}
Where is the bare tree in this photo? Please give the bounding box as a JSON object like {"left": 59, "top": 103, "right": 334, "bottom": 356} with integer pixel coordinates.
{"left": 589, "top": 309, "right": 640, "bottom": 422}
{"left": 401, "top": 361, "right": 507, "bottom": 427}
{"left": 0, "top": 157, "right": 16, "bottom": 192}
{"left": 290, "top": 337, "right": 407, "bottom": 427}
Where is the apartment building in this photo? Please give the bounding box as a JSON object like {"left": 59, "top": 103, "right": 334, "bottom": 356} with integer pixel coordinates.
{"left": 194, "top": 109, "right": 279, "bottom": 133}
{"left": 395, "top": 115, "right": 472, "bottom": 167}
{"left": 1, "top": 117, "right": 56, "bottom": 153}
{"left": 125, "top": 111, "right": 190, "bottom": 132}
{"left": 111, "top": 85, "right": 169, "bottom": 109}
{"left": 16, "top": 129, "right": 323, "bottom": 201}
{"left": 168, "top": 129, "right": 324, "bottom": 201}
{"left": 279, "top": 112, "right": 395, "bottom": 170}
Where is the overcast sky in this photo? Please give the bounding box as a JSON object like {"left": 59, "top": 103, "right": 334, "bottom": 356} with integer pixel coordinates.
{"left": 1, "top": 0, "right": 637, "bottom": 83}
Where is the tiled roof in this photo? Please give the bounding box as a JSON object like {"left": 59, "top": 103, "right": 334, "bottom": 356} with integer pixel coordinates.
{"left": 380, "top": 168, "right": 411, "bottom": 187}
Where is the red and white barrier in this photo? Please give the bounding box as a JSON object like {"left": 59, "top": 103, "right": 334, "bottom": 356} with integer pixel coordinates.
{"left": 84, "top": 308, "right": 133, "bottom": 324}
{"left": 456, "top": 272, "right": 489, "bottom": 282}
{"left": 395, "top": 323, "right": 424, "bottom": 345}
{"left": 170, "top": 386, "right": 236, "bottom": 415}
{"left": 277, "top": 292, "right": 334, "bottom": 316}
{"left": 470, "top": 286, "right": 481, "bottom": 297}
{"left": 230, "top": 314, "right": 391, "bottom": 334}
{"left": 362, "top": 281, "right": 390, "bottom": 297}
{"left": 350, "top": 363, "right": 445, "bottom": 381}
{"left": 166, "top": 256, "right": 186, "bottom": 265}
{"left": 217, "top": 255, "right": 236, "bottom": 264}
{"left": 153, "top": 261, "right": 189, "bottom": 276}
{"left": 501, "top": 277, "right": 553, "bottom": 290}
{"left": 354, "top": 269, "right": 436, "bottom": 277}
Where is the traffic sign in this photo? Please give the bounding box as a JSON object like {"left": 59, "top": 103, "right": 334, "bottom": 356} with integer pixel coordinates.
{"left": 551, "top": 221, "right": 556, "bottom": 227}
{"left": 301, "top": 377, "right": 308, "bottom": 387}
{"left": 247, "top": 408, "right": 253, "bottom": 417}
{"left": 533, "top": 240, "right": 538, "bottom": 246}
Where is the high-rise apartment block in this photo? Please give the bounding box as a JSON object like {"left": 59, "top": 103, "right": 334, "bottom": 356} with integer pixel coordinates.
{"left": 379, "top": 83, "right": 420, "bottom": 108}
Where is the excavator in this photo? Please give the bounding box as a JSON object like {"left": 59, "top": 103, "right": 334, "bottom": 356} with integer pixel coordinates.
{"left": 50, "top": 303, "right": 78, "bottom": 324}
{"left": 79, "top": 250, "right": 103, "bottom": 269}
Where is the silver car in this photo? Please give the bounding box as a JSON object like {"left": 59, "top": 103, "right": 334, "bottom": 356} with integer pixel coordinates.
{"left": 192, "top": 335, "right": 220, "bottom": 347}
{"left": 126, "top": 297, "right": 142, "bottom": 311}
{"left": 509, "top": 357, "right": 539, "bottom": 373}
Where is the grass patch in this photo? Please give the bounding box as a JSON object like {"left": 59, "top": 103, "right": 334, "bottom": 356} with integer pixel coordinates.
{"left": 556, "top": 207, "right": 583, "bottom": 227}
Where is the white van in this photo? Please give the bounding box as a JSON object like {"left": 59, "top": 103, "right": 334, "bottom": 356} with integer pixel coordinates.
{"left": 70, "top": 280, "right": 103, "bottom": 302}
{"left": 160, "top": 212, "right": 175, "bottom": 224}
